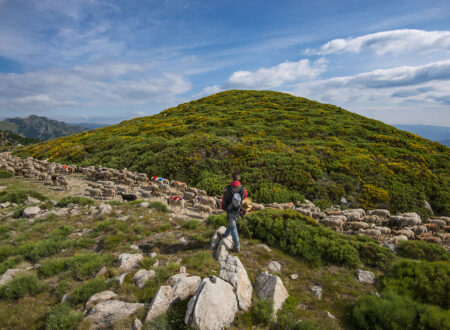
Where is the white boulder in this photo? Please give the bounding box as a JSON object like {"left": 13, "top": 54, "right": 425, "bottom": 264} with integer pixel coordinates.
{"left": 145, "top": 285, "right": 174, "bottom": 323}
{"left": 22, "top": 206, "right": 41, "bottom": 218}
{"left": 185, "top": 276, "right": 238, "bottom": 330}
{"left": 255, "top": 271, "right": 289, "bottom": 314}
{"left": 118, "top": 253, "right": 143, "bottom": 272}
{"left": 219, "top": 256, "right": 253, "bottom": 311}
{"left": 133, "top": 269, "right": 155, "bottom": 289}
{"left": 85, "top": 290, "right": 119, "bottom": 312}
{"left": 356, "top": 270, "right": 376, "bottom": 284}
{"left": 85, "top": 300, "right": 144, "bottom": 328}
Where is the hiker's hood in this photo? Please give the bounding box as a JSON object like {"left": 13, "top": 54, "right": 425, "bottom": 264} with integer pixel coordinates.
{"left": 230, "top": 180, "right": 241, "bottom": 187}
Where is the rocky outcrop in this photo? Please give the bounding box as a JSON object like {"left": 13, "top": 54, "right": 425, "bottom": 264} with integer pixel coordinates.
{"left": 185, "top": 276, "right": 238, "bottom": 330}
{"left": 219, "top": 256, "right": 252, "bottom": 311}
{"left": 255, "top": 271, "right": 289, "bottom": 314}
{"left": 22, "top": 206, "right": 41, "bottom": 218}
{"left": 85, "top": 300, "right": 144, "bottom": 328}
{"left": 118, "top": 253, "right": 143, "bottom": 272}
{"left": 168, "top": 273, "right": 201, "bottom": 301}
{"left": 133, "top": 269, "right": 155, "bottom": 289}
{"left": 145, "top": 285, "right": 174, "bottom": 323}
{"left": 85, "top": 290, "right": 118, "bottom": 312}
{"left": 356, "top": 270, "right": 375, "bottom": 284}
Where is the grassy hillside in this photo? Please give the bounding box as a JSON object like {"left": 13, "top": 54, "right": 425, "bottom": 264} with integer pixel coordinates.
{"left": 0, "top": 130, "right": 39, "bottom": 150}
{"left": 16, "top": 90, "right": 450, "bottom": 217}
{"left": 0, "top": 115, "right": 85, "bottom": 141}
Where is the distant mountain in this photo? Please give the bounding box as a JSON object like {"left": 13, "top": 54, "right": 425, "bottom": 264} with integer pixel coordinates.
{"left": 0, "top": 115, "right": 86, "bottom": 140}
{"left": 393, "top": 124, "right": 450, "bottom": 146}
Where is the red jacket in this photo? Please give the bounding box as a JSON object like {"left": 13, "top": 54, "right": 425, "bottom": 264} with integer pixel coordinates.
{"left": 221, "top": 180, "right": 248, "bottom": 212}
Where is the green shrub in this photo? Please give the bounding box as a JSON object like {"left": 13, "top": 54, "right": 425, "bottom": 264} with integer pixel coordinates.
{"left": 148, "top": 201, "right": 169, "bottom": 213}
{"left": 39, "top": 253, "right": 114, "bottom": 280}
{"left": 45, "top": 303, "right": 83, "bottom": 330}
{"left": 0, "top": 275, "right": 47, "bottom": 299}
{"left": 251, "top": 299, "right": 274, "bottom": 325}
{"left": 56, "top": 196, "right": 95, "bottom": 207}
{"left": 0, "top": 190, "right": 48, "bottom": 204}
{"left": 397, "top": 240, "right": 450, "bottom": 262}
{"left": 13, "top": 205, "right": 26, "bottom": 218}
{"left": 209, "top": 209, "right": 393, "bottom": 268}
{"left": 182, "top": 219, "right": 201, "bottom": 230}
{"left": 352, "top": 290, "right": 450, "bottom": 330}
{"left": 143, "top": 299, "right": 189, "bottom": 329}
{"left": 0, "top": 245, "right": 15, "bottom": 263}
{"left": 68, "top": 279, "right": 112, "bottom": 306}
{"left": 382, "top": 260, "right": 449, "bottom": 308}
{"left": 0, "top": 170, "right": 13, "bottom": 178}
{"left": 0, "top": 255, "right": 23, "bottom": 275}
{"left": 184, "top": 251, "right": 217, "bottom": 273}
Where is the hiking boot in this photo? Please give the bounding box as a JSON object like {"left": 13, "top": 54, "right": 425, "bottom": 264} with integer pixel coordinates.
{"left": 233, "top": 247, "right": 240, "bottom": 253}
{"left": 217, "top": 232, "right": 223, "bottom": 240}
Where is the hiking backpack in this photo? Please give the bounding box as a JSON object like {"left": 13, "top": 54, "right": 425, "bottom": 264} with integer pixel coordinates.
{"left": 227, "top": 186, "right": 243, "bottom": 213}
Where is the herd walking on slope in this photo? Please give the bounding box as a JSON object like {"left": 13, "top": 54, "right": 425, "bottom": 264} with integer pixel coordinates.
{"left": 1, "top": 151, "right": 449, "bottom": 251}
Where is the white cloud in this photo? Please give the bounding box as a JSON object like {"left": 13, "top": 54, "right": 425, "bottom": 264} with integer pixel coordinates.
{"left": 192, "top": 85, "right": 223, "bottom": 98}
{"left": 227, "top": 58, "right": 327, "bottom": 89}
{"left": 289, "top": 60, "right": 450, "bottom": 125}
{"left": 306, "top": 29, "right": 450, "bottom": 56}
{"left": 0, "top": 63, "right": 192, "bottom": 111}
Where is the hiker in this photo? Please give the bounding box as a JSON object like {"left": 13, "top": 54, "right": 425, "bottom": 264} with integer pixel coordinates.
{"left": 219, "top": 172, "right": 248, "bottom": 253}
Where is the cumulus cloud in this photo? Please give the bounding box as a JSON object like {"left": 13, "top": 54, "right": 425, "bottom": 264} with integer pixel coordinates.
{"left": 0, "top": 62, "right": 191, "bottom": 111}
{"left": 306, "top": 29, "right": 450, "bottom": 56}
{"left": 290, "top": 60, "right": 450, "bottom": 124}
{"left": 227, "top": 58, "right": 327, "bottom": 89}
{"left": 192, "top": 85, "right": 223, "bottom": 99}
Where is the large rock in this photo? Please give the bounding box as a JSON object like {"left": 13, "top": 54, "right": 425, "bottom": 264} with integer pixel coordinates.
{"left": 85, "top": 300, "right": 144, "bottom": 328}
{"left": 356, "top": 270, "right": 375, "bottom": 284}
{"left": 169, "top": 273, "right": 201, "bottom": 301}
{"left": 133, "top": 269, "right": 155, "bottom": 289}
{"left": 219, "top": 256, "right": 253, "bottom": 311}
{"left": 85, "top": 290, "right": 119, "bottom": 311}
{"left": 22, "top": 206, "right": 41, "bottom": 218}
{"left": 255, "top": 271, "right": 289, "bottom": 314}
{"left": 185, "top": 276, "right": 238, "bottom": 330}
{"left": 25, "top": 196, "right": 41, "bottom": 205}
{"left": 145, "top": 285, "right": 173, "bottom": 323}
{"left": 118, "top": 253, "right": 143, "bottom": 272}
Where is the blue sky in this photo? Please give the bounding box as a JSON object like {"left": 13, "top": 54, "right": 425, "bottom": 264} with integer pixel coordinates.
{"left": 0, "top": 0, "right": 449, "bottom": 125}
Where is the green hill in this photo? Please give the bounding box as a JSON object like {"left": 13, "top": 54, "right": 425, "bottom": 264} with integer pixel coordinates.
{"left": 0, "top": 130, "right": 39, "bottom": 150}
{"left": 0, "top": 115, "right": 86, "bottom": 141}
{"left": 16, "top": 90, "right": 450, "bottom": 217}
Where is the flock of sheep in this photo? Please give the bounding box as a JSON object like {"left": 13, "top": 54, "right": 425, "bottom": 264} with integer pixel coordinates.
{"left": 0, "top": 152, "right": 448, "bottom": 249}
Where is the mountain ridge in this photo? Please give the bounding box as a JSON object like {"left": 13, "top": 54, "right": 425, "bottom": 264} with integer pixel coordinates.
{"left": 16, "top": 90, "right": 450, "bottom": 217}
{"left": 0, "top": 115, "right": 87, "bottom": 140}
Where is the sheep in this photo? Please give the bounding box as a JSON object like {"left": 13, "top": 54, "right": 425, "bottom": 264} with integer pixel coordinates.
{"left": 38, "top": 172, "right": 49, "bottom": 181}
{"left": 389, "top": 213, "right": 421, "bottom": 229}
{"left": 368, "top": 209, "right": 390, "bottom": 218}
{"left": 102, "top": 187, "right": 117, "bottom": 198}
{"left": 167, "top": 196, "right": 185, "bottom": 212}
{"left": 173, "top": 181, "right": 187, "bottom": 192}
{"left": 183, "top": 191, "right": 196, "bottom": 203}
{"left": 194, "top": 204, "right": 212, "bottom": 216}
{"left": 159, "top": 183, "right": 171, "bottom": 195}
{"left": 374, "top": 226, "right": 391, "bottom": 235}
{"left": 390, "top": 235, "right": 408, "bottom": 245}
{"left": 198, "top": 195, "right": 217, "bottom": 209}
{"left": 280, "top": 202, "right": 295, "bottom": 209}
{"left": 88, "top": 188, "right": 103, "bottom": 199}
{"left": 342, "top": 209, "right": 365, "bottom": 221}
{"left": 424, "top": 223, "right": 438, "bottom": 233}
{"left": 197, "top": 189, "right": 207, "bottom": 196}
{"left": 296, "top": 208, "right": 312, "bottom": 217}
{"left": 359, "top": 228, "right": 382, "bottom": 240}
{"left": 347, "top": 221, "right": 370, "bottom": 230}
{"left": 393, "top": 229, "right": 415, "bottom": 239}
{"left": 417, "top": 233, "right": 442, "bottom": 244}
{"left": 118, "top": 192, "right": 137, "bottom": 202}
{"left": 319, "top": 217, "right": 345, "bottom": 233}
{"left": 410, "top": 225, "right": 427, "bottom": 236}
{"left": 361, "top": 215, "right": 382, "bottom": 225}
{"left": 185, "top": 187, "right": 198, "bottom": 195}
{"left": 252, "top": 203, "right": 265, "bottom": 211}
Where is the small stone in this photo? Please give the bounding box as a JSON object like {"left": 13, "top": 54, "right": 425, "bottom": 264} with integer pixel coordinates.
{"left": 311, "top": 285, "right": 322, "bottom": 299}
{"left": 118, "top": 253, "right": 143, "bottom": 272}
{"left": 356, "top": 270, "right": 376, "bottom": 284}
{"left": 118, "top": 215, "right": 130, "bottom": 221}
{"left": 25, "top": 196, "right": 41, "bottom": 205}
{"left": 180, "top": 266, "right": 187, "bottom": 273}
{"left": 139, "top": 202, "right": 149, "bottom": 208}
{"left": 256, "top": 244, "right": 271, "bottom": 252}
{"left": 289, "top": 274, "right": 299, "bottom": 280}
{"left": 61, "top": 293, "right": 71, "bottom": 303}
{"left": 268, "top": 261, "right": 282, "bottom": 272}
{"left": 130, "top": 244, "right": 139, "bottom": 250}
{"left": 0, "top": 202, "right": 10, "bottom": 208}
{"left": 152, "top": 260, "right": 159, "bottom": 268}
{"left": 97, "top": 203, "right": 112, "bottom": 216}
{"left": 96, "top": 266, "right": 108, "bottom": 277}
{"left": 85, "top": 290, "right": 119, "bottom": 312}
{"left": 325, "top": 310, "right": 336, "bottom": 320}
{"left": 148, "top": 252, "right": 157, "bottom": 258}
{"left": 179, "top": 237, "right": 188, "bottom": 244}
